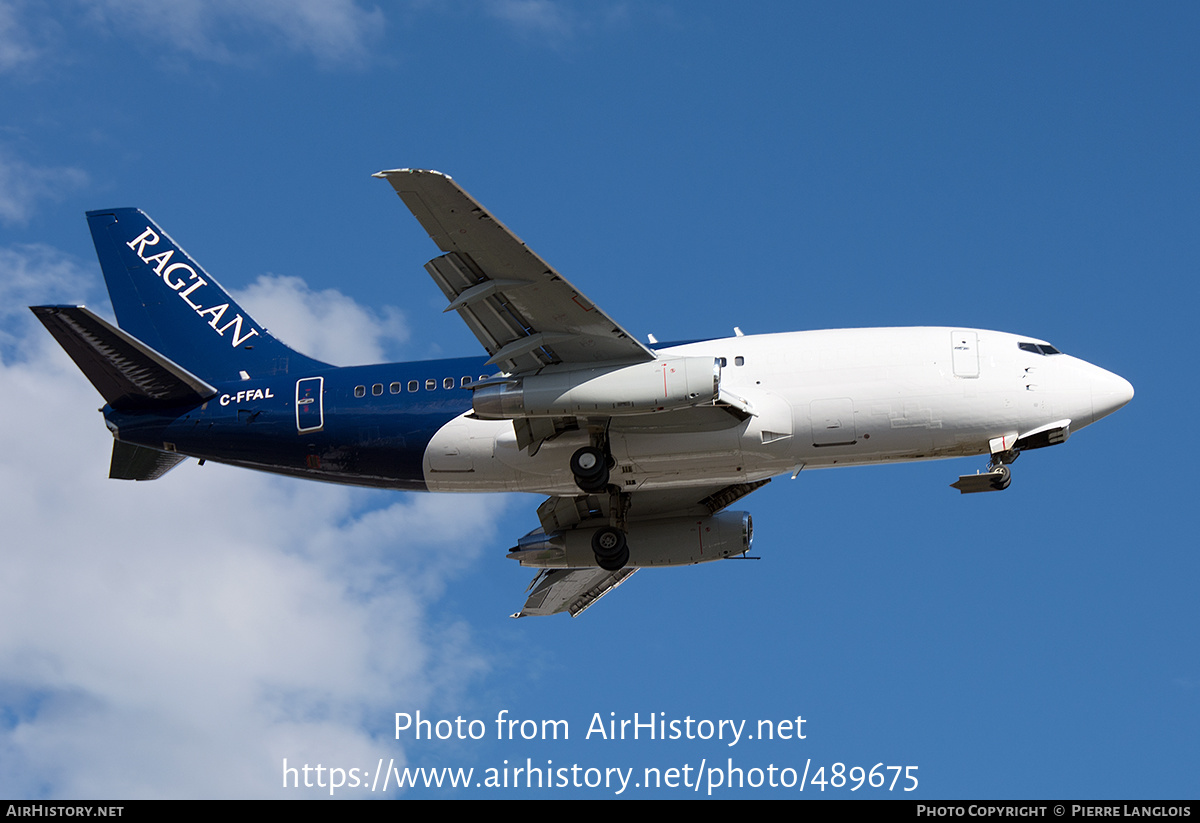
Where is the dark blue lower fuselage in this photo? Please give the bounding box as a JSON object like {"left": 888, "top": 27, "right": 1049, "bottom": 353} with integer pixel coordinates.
{"left": 105, "top": 355, "right": 492, "bottom": 491}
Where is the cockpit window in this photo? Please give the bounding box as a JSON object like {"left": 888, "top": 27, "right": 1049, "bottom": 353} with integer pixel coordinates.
{"left": 1019, "top": 341, "right": 1063, "bottom": 356}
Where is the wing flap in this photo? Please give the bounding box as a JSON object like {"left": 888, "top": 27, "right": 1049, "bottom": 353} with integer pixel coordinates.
{"left": 376, "top": 169, "right": 655, "bottom": 373}
{"left": 512, "top": 568, "right": 638, "bottom": 618}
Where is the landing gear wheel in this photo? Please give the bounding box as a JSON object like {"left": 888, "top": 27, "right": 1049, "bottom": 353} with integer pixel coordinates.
{"left": 592, "top": 526, "right": 629, "bottom": 571}
{"left": 570, "top": 446, "right": 610, "bottom": 493}
{"left": 952, "top": 462, "right": 1013, "bottom": 494}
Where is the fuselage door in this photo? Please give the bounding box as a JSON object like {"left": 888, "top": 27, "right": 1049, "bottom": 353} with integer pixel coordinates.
{"left": 810, "top": 398, "right": 857, "bottom": 447}
{"left": 952, "top": 330, "right": 979, "bottom": 378}
{"left": 296, "top": 377, "right": 324, "bottom": 433}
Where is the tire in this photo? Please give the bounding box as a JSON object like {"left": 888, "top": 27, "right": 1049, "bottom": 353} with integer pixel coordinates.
{"left": 592, "top": 526, "right": 629, "bottom": 571}
{"left": 571, "top": 446, "right": 609, "bottom": 492}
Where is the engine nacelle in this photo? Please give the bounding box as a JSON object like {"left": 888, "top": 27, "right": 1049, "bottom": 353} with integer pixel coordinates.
{"left": 508, "top": 511, "right": 753, "bottom": 569}
{"left": 472, "top": 357, "right": 720, "bottom": 419}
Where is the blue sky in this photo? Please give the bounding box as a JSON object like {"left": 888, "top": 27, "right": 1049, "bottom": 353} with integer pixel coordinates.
{"left": 0, "top": 1, "right": 1195, "bottom": 799}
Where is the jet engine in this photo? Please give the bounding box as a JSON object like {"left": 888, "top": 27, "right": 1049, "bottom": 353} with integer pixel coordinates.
{"left": 472, "top": 357, "right": 720, "bottom": 419}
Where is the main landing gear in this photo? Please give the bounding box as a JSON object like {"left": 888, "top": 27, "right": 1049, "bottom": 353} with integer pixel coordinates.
{"left": 569, "top": 443, "right": 630, "bottom": 569}
{"left": 591, "top": 526, "right": 629, "bottom": 571}
{"left": 570, "top": 446, "right": 610, "bottom": 493}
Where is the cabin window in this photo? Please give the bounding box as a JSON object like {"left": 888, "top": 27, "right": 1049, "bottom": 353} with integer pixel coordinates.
{"left": 408, "top": 380, "right": 419, "bottom": 392}
{"left": 460, "top": 376, "right": 471, "bottom": 387}
{"left": 735, "top": 356, "right": 745, "bottom": 366}
{"left": 480, "top": 374, "right": 490, "bottom": 382}
{"left": 390, "top": 382, "right": 401, "bottom": 394}
{"left": 425, "top": 379, "right": 436, "bottom": 390}
{"left": 443, "top": 377, "right": 455, "bottom": 389}
{"left": 372, "top": 383, "right": 383, "bottom": 396}
{"left": 354, "top": 385, "right": 366, "bottom": 398}
{"left": 718, "top": 357, "right": 727, "bottom": 367}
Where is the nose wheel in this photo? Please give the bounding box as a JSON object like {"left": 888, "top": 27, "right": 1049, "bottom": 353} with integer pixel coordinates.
{"left": 985, "top": 463, "right": 1011, "bottom": 490}
{"left": 951, "top": 452, "right": 1015, "bottom": 494}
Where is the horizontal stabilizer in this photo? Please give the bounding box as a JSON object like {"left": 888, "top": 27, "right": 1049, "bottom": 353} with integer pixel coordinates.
{"left": 511, "top": 567, "right": 637, "bottom": 618}
{"left": 109, "top": 440, "right": 187, "bottom": 481}
{"left": 30, "top": 305, "right": 217, "bottom": 411}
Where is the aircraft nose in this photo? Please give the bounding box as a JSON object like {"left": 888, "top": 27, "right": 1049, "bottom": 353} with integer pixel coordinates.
{"left": 1091, "top": 368, "right": 1134, "bottom": 424}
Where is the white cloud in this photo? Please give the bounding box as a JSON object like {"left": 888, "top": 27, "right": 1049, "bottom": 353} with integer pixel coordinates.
{"left": 0, "top": 246, "right": 506, "bottom": 798}
{"left": 481, "top": 1, "right": 636, "bottom": 45}
{"left": 0, "top": 149, "right": 88, "bottom": 225}
{"left": 82, "top": 0, "right": 384, "bottom": 65}
{"left": 234, "top": 273, "right": 409, "bottom": 366}
{"left": 0, "top": 243, "right": 96, "bottom": 353}
{"left": 0, "top": 1, "right": 38, "bottom": 73}
{"left": 486, "top": 0, "right": 576, "bottom": 41}
{"left": 0, "top": 243, "right": 92, "bottom": 317}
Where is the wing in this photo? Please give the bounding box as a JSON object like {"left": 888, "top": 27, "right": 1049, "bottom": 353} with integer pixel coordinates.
{"left": 512, "top": 567, "right": 637, "bottom": 618}
{"left": 377, "top": 170, "right": 760, "bottom": 618}
{"left": 375, "top": 169, "right": 655, "bottom": 374}
{"left": 510, "top": 480, "right": 769, "bottom": 617}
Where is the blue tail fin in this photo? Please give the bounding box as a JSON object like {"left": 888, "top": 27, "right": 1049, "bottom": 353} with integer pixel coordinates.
{"left": 87, "top": 208, "right": 329, "bottom": 383}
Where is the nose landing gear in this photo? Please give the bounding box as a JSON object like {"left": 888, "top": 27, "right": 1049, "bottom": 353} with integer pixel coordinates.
{"left": 951, "top": 462, "right": 1012, "bottom": 494}
{"left": 951, "top": 442, "right": 1018, "bottom": 494}
{"left": 952, "top": 463, "right": 1012, "bottom": 493}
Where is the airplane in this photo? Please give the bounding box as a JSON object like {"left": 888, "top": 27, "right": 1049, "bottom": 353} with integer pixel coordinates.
{"left": 31, "top": 169, "right": 1135, "bottom": 618}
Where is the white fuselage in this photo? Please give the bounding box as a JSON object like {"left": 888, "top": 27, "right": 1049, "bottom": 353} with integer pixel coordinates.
{"left": 421, "top": 327, "right": 1133, "bottom": 495}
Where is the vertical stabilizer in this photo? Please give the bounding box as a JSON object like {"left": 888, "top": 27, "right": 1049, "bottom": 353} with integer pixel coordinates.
{"left": 86, "top": 209, "right": 328, "bottom": 383}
